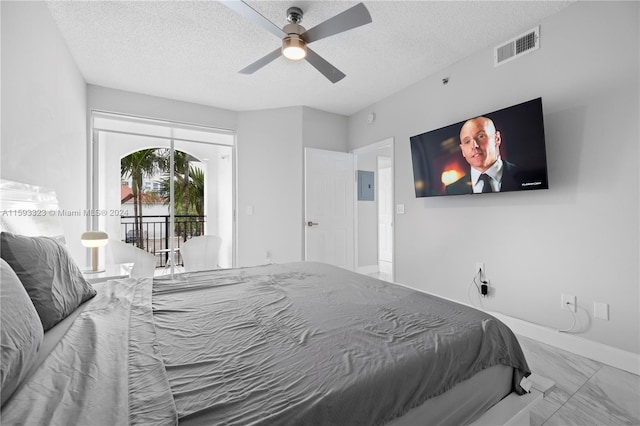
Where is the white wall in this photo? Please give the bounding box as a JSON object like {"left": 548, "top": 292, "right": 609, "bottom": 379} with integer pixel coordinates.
{"left": 348, "top": 1, "right": 639, "bottom": 355}
{"left": 1, "top": 1, "right": 88, "bottom": 264}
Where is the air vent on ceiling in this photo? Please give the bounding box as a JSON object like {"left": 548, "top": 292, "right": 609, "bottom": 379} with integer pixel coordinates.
{"left": 494, "top": 26, "right": 540, "bottom": 67}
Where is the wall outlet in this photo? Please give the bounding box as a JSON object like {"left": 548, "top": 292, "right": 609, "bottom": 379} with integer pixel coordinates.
{"left": 561, "top": 294, "right": 576, "bottom": 312}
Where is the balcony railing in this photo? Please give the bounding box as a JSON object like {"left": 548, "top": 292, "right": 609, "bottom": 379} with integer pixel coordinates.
{"left": 120, "top": 215, "right": 205, "bottom": 268}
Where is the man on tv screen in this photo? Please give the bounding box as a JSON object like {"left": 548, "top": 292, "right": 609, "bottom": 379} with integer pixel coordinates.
{"left": 445, "top": 116, "right": 520, "bottom": 195}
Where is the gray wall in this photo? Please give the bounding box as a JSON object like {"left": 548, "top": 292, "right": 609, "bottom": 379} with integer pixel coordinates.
{"left": 302, "top": 106, "right": 348, "bottom": 152}
{"left": 237, "top": 107, "right": 304, "bottom": 266}
{"left": 88, "top": 85, "right": 238, "bottom": 131}
{"left": 348, "top": 1, "right": 639, "bottom": 354}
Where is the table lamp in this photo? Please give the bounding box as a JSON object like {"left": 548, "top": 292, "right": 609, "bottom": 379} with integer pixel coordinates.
{"left": 81, "top": 231, "right": 108, "bottom": 272}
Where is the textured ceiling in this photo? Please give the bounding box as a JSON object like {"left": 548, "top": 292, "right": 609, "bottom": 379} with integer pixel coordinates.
{"left": 46, "top": 1, "right": 574, "bottom": 116}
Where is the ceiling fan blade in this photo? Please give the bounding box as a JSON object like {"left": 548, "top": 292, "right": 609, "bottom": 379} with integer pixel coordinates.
{"left": 302, "top": 3, "right": 372, "bottom": 44}
{"left": 239, "top": 48, "right": 282, "bottom": 74}
{"left": 305, "top": 47, "right": 346, "bottom": 83}
{"left": 220, "top": 0, "right": 286, "bottom": 39}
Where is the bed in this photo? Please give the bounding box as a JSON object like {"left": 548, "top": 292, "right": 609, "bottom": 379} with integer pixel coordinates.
{"left": 0, "top": 179, "right": 550, "bottom": 425}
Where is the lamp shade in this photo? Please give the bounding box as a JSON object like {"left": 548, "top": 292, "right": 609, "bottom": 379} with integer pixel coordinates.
{"left": 81, "top": 231, "right": 109, "bottom": 248}
{"left": 81, "top": 231, "right": 108, "bottom": 273}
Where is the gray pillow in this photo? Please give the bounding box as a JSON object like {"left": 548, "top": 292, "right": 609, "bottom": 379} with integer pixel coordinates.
{"left": 0, "top": 232, "right": 96, "bottom": 331}
{"left": 0, "top": 258, "right": 44, "bottom": 406}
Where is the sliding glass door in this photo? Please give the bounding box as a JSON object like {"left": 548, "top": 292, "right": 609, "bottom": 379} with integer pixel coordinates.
{"left": 90, "top": 111, "right": 235, "bottom": 274}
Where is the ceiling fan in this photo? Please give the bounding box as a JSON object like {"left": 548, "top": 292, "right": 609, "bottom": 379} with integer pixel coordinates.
{"left": 221, "top": 1, "right": 372, "bottom": 83}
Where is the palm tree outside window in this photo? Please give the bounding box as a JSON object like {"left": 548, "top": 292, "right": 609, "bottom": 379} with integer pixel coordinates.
{"left": 120, "top": 148, "right": 165, "bottom": 249}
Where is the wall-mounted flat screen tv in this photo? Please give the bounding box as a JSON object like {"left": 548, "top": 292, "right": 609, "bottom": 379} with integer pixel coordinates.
{"left": 410, "top": 97, "right": 549, "bottom": 197}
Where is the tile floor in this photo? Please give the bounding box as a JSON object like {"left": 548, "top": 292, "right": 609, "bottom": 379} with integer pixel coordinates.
{"left": 516, "top": 335, "right": 640, "bottom": 426}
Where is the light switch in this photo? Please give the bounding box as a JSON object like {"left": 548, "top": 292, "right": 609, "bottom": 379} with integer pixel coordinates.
{"left": 594, "top": 302, "right": 609, "bottom": 320}
{"left": 247, "top": 205, "right": 254, "bottom": 215}
{"left": 396, "top": 204, "right": 405, "bottom": 214}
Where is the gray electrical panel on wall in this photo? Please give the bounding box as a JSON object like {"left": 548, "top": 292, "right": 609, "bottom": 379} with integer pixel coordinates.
{"left": 357, "top": 170, "right": 375, "bottom": 201}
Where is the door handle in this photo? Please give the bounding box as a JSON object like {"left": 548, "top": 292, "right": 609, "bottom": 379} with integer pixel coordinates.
{"left": 307, "top": 221, "right": 319, "bottom": 227}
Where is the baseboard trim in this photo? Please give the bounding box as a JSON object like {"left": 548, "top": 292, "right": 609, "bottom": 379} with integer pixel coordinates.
{"left": 489, "top": 311, "right": 640, "bottom": 376}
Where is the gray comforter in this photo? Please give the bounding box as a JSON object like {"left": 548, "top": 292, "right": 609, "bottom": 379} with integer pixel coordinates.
{"left": 153, "top": 262, "right": 530, "bottom": 425}
{"left": 1, "top": 262, "right": 529, "bottom": 425}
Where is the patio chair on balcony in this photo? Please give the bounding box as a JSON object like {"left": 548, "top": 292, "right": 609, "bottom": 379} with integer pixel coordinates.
{"left": 108, "top": 239, "right": 157, "bottom": 278}
{"left": 181, "top": 235, "right": 222, "bottom": 272}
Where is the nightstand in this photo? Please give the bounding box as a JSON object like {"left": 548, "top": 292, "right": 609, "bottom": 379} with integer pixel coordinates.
{"left": 82, "top": 263, "right": 134, "bottom": 284}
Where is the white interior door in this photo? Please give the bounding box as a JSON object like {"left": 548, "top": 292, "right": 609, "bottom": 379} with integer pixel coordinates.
{"left": 304, "top": 148, "right": 354, "bottom": 270}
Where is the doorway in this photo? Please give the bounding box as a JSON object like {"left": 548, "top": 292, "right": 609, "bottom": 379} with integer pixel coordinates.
{"left": 353, "top": 138, "right": 394, "bottom": 281}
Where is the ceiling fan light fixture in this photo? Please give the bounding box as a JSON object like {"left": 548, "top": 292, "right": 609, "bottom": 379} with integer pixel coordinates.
{"left": 282, "top": 35, "right": 307, "bottom": 60}
{"left": 223, "top": 1, "right": 372, "bottom": 82}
